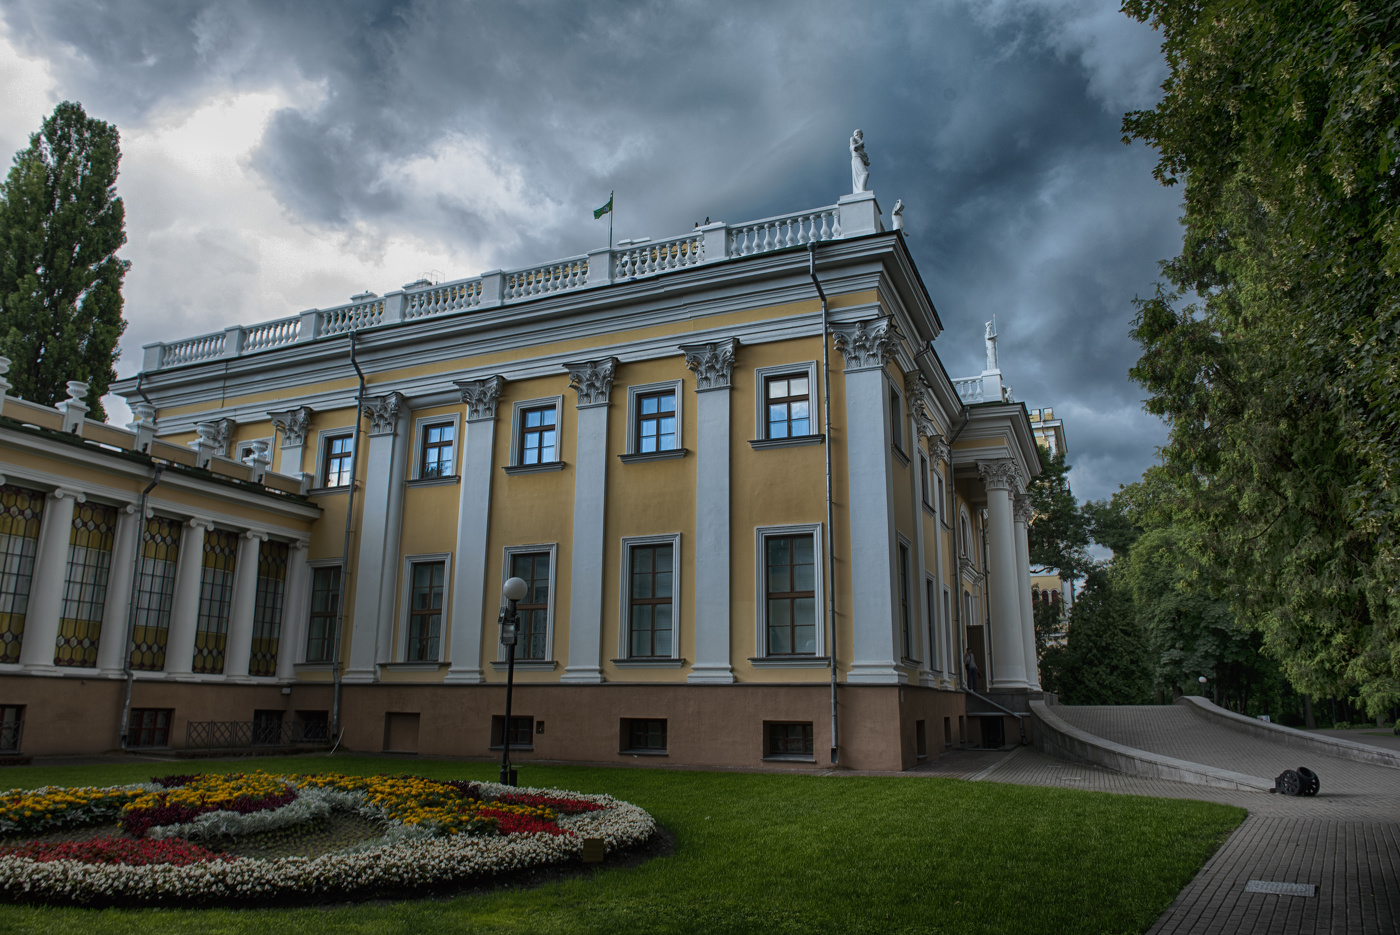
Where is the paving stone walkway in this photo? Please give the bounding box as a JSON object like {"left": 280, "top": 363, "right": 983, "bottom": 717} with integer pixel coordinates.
{"left": 972, "top": 705, "right": 1400, "bottom": 934}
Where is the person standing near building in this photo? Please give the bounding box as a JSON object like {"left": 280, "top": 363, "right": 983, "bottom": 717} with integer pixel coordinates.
{"left": 964, "top": 649, "right": 979, "bottom": 692}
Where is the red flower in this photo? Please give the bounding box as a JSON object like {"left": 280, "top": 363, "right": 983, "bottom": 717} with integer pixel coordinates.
{"left": 492, "top": 793, "right": 609, "bottom": 815}
{"left": 0, "top": 837, "right": 231, "bottom": 866}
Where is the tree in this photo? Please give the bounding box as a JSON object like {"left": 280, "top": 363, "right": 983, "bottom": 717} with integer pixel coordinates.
{"left": 0, "top": 101, "right": 128, "bottom": 419}
{"left": 1055, "top": 565, "right": 1153, "bottom": 706}
{"left": 1026, "top": 448, "right": 1092, "bottom": 588}
{"left": 1121, "top": 1, "right": 1400, "bottom": 718}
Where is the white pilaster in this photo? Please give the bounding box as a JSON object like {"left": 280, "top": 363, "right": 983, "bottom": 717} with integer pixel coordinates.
{"left": 345, "top": 392, "right": 408, "bottom": 682}
{"left": 222, "top": 531, "right": 264, "bottom": 678}
{"left": 163, "top": 517, "right": 214, "bottom": 678}
{"left": 561, "top": 358, "right": 616, "bottom": 683}
{"left": 681, "top": 339, "right": 736, "bottom": 683}
{"left": 276, "top": 541, "right": 312, "bottom": 680}
{"left": 832, "top": 319, "right": 904, "bottom": 684}
{"left": 1013, "top": 493, "right": 1040, "bottom": 690}
{"left": 269, "top": 406, "right": 313, "bottom": 484}
{"left": 18, "top": 488, "right": 83, "bottom": 670}
{"left": 908, "top": 376, "right": 935, "bottom": 685}
{"left": 932, "top": 436, "right": 952, "bottom": 687}
{"left": 979, "top": 461, "right": 1028, "bottom": 689}
{"left": 446, "top": 376, "right": 505, "bottom": 684}
{"left": 96, "top": 504, "right": 141, "bottom": 675}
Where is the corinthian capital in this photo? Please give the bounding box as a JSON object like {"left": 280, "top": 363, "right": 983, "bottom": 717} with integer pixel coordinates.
{"left": 831, "top": 318, "right": 900, "bottom": 371}
{"left": 1013, "top": 492, "right": 1035, "bottom": 525}
{"left": 679, "top": 338, "right": 738, "bottom": 391}
{"left": 269, "top": 406, "right": 313, "bottom": 447}
{"left": 977, "top": 459, "right": 1019, "bottom": 492}
{"left": 564, "top": 357, "right": 618, "bottom": 408}
{"left": 455, "top": 375, "right": 506, "bottom": 421}
{"left": 363, "top": 392, "right": 406, "bottom": 436}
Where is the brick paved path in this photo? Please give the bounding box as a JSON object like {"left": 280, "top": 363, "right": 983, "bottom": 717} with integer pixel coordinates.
{"left": 979, "top": 705, "right": 1400, "bottom": 934}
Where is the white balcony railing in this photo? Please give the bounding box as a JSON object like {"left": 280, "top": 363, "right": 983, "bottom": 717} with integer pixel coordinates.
{"left": 142, "top": 194, "right": 884, "bottom": 372}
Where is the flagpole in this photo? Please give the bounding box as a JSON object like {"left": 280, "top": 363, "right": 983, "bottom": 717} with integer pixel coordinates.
{"left": 609, "top": 191, "right": 614, "bottom": 250}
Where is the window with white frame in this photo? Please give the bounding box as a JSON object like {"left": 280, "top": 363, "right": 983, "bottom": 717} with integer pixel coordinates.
{"left": 753, "top": 362, "right": 819, "bottom": 442}
{"left": 919, "top": 452, "right": 932, "bottom": 508}
{"left": 926, "top": 577, "right": 941, "bottom": 672}
{"left": 625, "top": 381, "right": 683, "bottom": 455}
{"left": 305, "top": 565, "right": 341, "bottom": 663}
{"left": 890, "top": 384, "right": 904, "bottom": 452}
{"left": 757, "top": 525, "right": 823, "bottom": 656}
{"left": 504, "top": 545, "right": 556, "bottom": 660}
{"left": 897, "top": 540, "right": 913, "bottom": 661}
{"left": 935, "top": 471, "right": 946, "bottom": 522}
{"left": 405, "top": 558, "right": 446, "bottom": 661}
{"left": 508, "top": 398, "right": 564, "bottom": 468}
{"left": 621, "top": 535, "right": 680, "bottom": 658}
{"left": 417, "top": 421, "right": 456, "bottom": 479}
{"left": 320, "top": 434, "right": 354, "bottom": 488}
{"left": 942, "top": 586, "right": 953, "bottom": 672}
{"left": 193, "top": 528, "right": 239, "bottom": 675}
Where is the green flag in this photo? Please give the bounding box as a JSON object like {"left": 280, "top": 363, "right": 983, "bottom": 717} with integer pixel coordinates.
{"left": 593, "top": 193, "right": 613, "bottom": 220}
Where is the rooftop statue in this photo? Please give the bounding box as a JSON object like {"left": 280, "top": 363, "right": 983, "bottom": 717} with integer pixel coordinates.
{"left": 850, "top": 129, "right": 870, "bottom": 193}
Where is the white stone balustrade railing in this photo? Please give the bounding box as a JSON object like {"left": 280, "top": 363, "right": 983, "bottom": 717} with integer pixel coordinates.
{"left": 141, "top": 198, "right": 871, "bottom": 370}
{"left": 953, "top": 377, "right": 985, "bottom": 404}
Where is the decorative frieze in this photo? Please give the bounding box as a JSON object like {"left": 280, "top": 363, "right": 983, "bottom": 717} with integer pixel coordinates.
{"left": 1013, "top": 493, "right": 1034, "bottom": 526}
{"left": 977, "top": 459, "right": 1019, "bottom": 492}
{"left": 932, "top": 437, "right": 951, "bottom": 465}
{"left": 832, "top": 318, "right": 900, "bottom": 371}
{"left": 269, "top": 407, "right": 313, "bottom": 447}
{"left": 564, "top": 358, "right": 618, "bottom": 408}
{"left": 362, "top": 392, "right": 406, "bottom": 436}
{"left": 679, "top": 338, "right": 737, "bottom": 391}
{"left": 455, "top": 375, "right": 507, "bottom": 422}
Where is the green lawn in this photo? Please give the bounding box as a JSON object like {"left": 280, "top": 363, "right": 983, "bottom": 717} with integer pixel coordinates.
{"left": 0, "top": 755, "right": 1244, "bottom": 935}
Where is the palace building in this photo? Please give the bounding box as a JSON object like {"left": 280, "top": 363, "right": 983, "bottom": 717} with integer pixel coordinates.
{"left": 0, "top": 183, "right": 1044, "bottom": 770}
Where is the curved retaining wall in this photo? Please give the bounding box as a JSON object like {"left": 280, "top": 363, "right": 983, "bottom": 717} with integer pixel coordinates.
{"left": 1175, "top": 695, "right": 1400, "bottom": 770}
{"left": 1028, "top": 700, "right": 1273, "bottom": 792}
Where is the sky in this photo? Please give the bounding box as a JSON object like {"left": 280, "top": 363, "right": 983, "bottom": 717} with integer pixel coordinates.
{"left": 0, "top": 0, "right": 1180, "bottom": 505}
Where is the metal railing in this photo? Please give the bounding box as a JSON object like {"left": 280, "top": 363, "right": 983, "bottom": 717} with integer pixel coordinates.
{"left": 0, "top": 718, "right": 23, "bottom": 754}
{"left": 184, "top": 719, "right": 330, "bottom": 750}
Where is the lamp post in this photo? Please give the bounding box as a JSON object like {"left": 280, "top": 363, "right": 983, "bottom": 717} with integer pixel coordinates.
{"left": 498, "top": 576, "right": 528, "bottom": 786}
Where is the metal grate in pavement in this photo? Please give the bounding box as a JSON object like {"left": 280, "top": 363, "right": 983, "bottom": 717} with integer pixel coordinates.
{"left": 1243, "top": 880, "right": 1316, "bottom": 897}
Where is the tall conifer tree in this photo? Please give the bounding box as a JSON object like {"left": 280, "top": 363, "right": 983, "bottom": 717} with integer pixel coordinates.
{"left": 0, "top": 101, "right": 128, "bottom": 419}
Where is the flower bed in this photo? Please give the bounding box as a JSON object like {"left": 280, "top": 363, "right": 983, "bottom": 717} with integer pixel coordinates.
{"left": 0, "top": 773, "right": 655, "bottom": 907}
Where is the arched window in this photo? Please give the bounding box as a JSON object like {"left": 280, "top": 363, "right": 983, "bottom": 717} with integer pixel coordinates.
{"left": 1050, "top": 589, "right": 1060, "bottom": 604}
{"left": 959, "top": 512, "right": 972, "bottom": 558}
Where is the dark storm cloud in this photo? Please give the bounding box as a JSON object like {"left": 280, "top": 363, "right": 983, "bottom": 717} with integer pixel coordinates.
{"left": 1, "top": 0, "right": 1176, "bottom": 502}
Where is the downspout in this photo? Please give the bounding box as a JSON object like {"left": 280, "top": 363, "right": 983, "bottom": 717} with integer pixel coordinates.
{"left": 119, "top": 464, "right": 163, "bottom": 750}
{"left": 809, "top": 242, "right": 839, "bottom": 766}
{"left": 333, "top": 331, "right": 368, "bottom": 740}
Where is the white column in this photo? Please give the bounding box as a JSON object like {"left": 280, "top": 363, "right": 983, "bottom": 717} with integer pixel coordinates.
{"left": 346, "top": 392, "right": 408, "bottom": 682}
{"left": 832, "top": 319, "right": 903, "bottom": 684}
{"left": 681, "top": 340, "right": 737, "bottom": 683}
{"left": 275, "top": 541, "right": 312, "bottom": 680}
{"left": 221, "top": 531, "right": 264, "bottom": 678}
{"left": 163, "top": 517, "right": 213, "bottom": 678}
{"left": 906, "top": 376, "right": 933, "bottom": 683}
{"left": 1013, "top": 493, "right": 1040, "bottom": 690}
{"left": 446, "top": 376, "right": 505, "bottom": 684}
{"left": 96, "top": 504, "right": 141, "bottom": 675}
{"left": 978, "top": 461, "right": 1028, "bottom": 689}
{"left": 561, "top": 358, "right": 617, "bottom": 683}
{"left": 269, "top": 406, "right": 313, "bottom": 484}
{"left": 18, "top": 488, "right": 82, "bottom": 670}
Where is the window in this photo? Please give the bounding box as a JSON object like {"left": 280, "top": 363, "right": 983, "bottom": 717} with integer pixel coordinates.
{"left": 130, "top": 516, "right": 182, "bottom": 671}
{"left": 919, "top": 453, "right": 931, "bottom": 507}
{"left": 127, "top": 708, "right": 172, "bottom": 748}
{"left": 322, "top": 434, "right": 353, "bottom": 488}
{"left": 926, "top": 578, "right": 941, "bottom": 672}
{"left": 249, "top": 541, "right": 289, "bottom": 677}
{"left": 306, "top": 566, "right": 342, "bottom": 663}
{"left": 0, "top": 705, "right": 23, "bottom": 753}
{"left": 627, "top": 542, "right": 674, "bottom": 657}
{"left": 764, "top": 374, "right": 810, "bottom": 439}
{"left": 518, "top": 406, "right": 557, "bottom": 465}
{"left": 491, "top": 715, "right": 534, "bottom": 748}
{"left": 898, "top": 542, "right": 913, "bottom": 661}
{"left": 252, "top": 709, "right": 284, "bottom": 746}
{"left": 295, "top": 710, "right": 329, "bottom": 742}
{"left": 407, "top": 560, "right": 445, "bottom": 661}
{"left": 193, "top": 529, "right": 238, "bottom": 674}
{"left": 510, "top": 551, "right": 552, "bottom": 660}
{"left": 57, "top": 502, "right": 117, "bottom": 667}
{"left": 0, "top": 485, "right": 44, "bottom": 665}
{"left": 764, "top": 533, "right": 817, "bottom": 655}
{"left": 419, "top": 422, "right": 455, "bottom": 478}
{"left": 890, "top": 386, "right": 904, "bottom": 451}
{"left": 635, "top": 391, "right": 677, "bottom": 453}
{"left": 936, "top": 472, "right": 946, "bottom": 522}
{"left": 960, "top": 512, "right": 972, "bottom": 558}
{"left": 623, "top": 718, "right": 667, "bottom": 752}
{"left": 766, "top": 722, "right": 814, "bottom": 758}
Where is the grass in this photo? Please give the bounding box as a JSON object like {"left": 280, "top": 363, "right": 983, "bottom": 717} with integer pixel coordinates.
{"left": 0, "top": 755, "right": 1245, "bottom": 935}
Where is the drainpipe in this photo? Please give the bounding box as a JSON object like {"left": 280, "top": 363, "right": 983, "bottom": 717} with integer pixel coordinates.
{"left": 809, "top": 243, "right": 839, "bottom": 766}
{"left": 333, "top": 332, "right": 368, "bottom": 740}
{"left": 119, "top": 464, "right": 163, "bottom": 750}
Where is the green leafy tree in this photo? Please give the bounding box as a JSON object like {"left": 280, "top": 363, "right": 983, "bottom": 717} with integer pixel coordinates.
{"left": 1056, "top": 565, "right": 1153, "bottom": 705}
{"left": 1026, "top": 449, "right": 1092, "bottom": 587}
{"left": 0, "top": 101, "right": 128, "bottom": 419}
{"left": 1121, "top": 1, "right": 1400, "bottom": 717}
